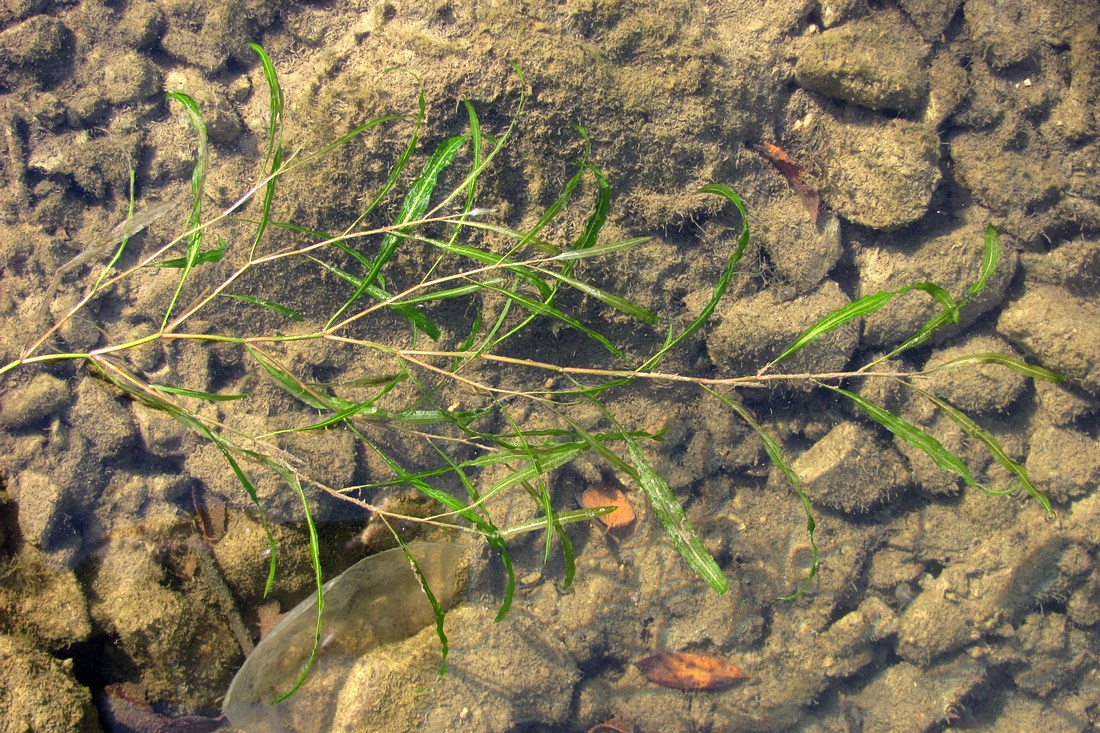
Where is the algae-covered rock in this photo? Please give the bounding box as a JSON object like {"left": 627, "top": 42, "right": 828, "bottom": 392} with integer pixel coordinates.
{"left": 793, "top": 96, "right": 942, "bottom": 230}
{"left": 0, "top": 372, "right": 70, "bottom": 430}
{"left": 897, "top": 0, "right": 963, "bottom": 41}
{"left": 27, "top": 129, "right": 141, "bottom": 199}
{"left": 850, "top": 657, "right": 984, "bottom": 731}
{"left": 708, "top": 279, "right": 859, "bottom": 380}
{"left": 750, "top": 191, "right": 842, "bottom": 294}
{"left": 0, "top": 15, "right": 69, "bottom": 86}
{"left": 963, "top": 0, "right": 1044, "bottom": 69}
{"left": 70, "top": 375, "right": 135, "bottom": 458}
{"left": 795, "top": 11, "right": 930, "bottom": 113}
{"left": 0, "top": 633, "right": 99, "bottom": 733}
{"left": 998, "top": 284, "right": 1100, "bottom": 394}
{"left": 1033, "top": 379, "right": 1096, "bottom": 426}
{"left": 1027, "top": 422, "right": 1100, "bottom": 503}
{"left": 14, "top": 470, "right": 77, "bottom": 554}
{"left": 0, "top": 546, "right": 91, "bottom": 651}
{"left": 951, "top": 133, "right": 1066, "bottom": 213}
{"left": 1020, "top": 236, "right": 1100, "bottom": 291}
{"left": 90, "top": 525, "right": 242, "bottom": 710}
{"left": 896, "top": 533, "right": 1090, "bottom": 668}
{"left": 922, "top": 335, "right": 1029, "bottom": 415}
{"left": 793, "top": 421, "right": 911, "bottom": 514}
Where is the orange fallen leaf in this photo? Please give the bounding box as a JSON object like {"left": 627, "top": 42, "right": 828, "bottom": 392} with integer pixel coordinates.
{"left": 752, "top": 142, "right": 821, "bottom": 226}
{"left": 587, "top": 719, "right": 635, "bottom": 733}
{"left": 581, "top": 483, "right": 635, "bottom": 529}
{"left": 634, "top": 651, "right": 744, "bottom": 691}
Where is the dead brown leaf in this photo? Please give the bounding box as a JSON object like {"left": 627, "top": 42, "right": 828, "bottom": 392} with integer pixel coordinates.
{"left": 634, "top": 651, "right": 744, "bottom": 691}
{"left": 752, "top": 142, "right": 821, "bottom": 226}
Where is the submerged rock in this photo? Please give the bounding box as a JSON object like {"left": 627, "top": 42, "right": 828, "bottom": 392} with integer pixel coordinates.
{"left": 792, "top": 95, "right": 941, "bottom": 231}
{"left": 222, "top": 541, "right": 467, "bottom": 732}
{"left": 795, "top": 11, "right": 930, "bottom": 113}
{"left": 1027, "top": 422, "right": 1100, "bottom": 503}
{"left": 707, "top": 278, "right": 859, "bottom": 380}
{"left": 334, "top": 604, "right": 579, "bottom": 732}
{"left": 998, "top": 284, "right": 1100, "bottom": 394}
{"left": 897, "top": 0, "right": 963, "bottom": 42}
{"left": 0, "top": 372, "right": 70, "bottom": 429}
{"left": 0, "top": 634, "right": 99, "bottom": 733}
{"left": 793, "top": 421, "right": 911, "bottom": 514}
{"left": 922, "top": 335, "right": 1030, "bottom": 415}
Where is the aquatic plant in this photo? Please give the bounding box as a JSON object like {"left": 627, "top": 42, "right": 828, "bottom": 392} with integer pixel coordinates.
{"left": 0, "top": 45, "right": 1060, "bottom": 698}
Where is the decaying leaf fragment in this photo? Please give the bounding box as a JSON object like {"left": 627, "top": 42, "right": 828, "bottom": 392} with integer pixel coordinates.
{"left": 752, "top": 142, "right": 821, "bottom": 225}
{"left": 634, "top": 651, "right": 744, "bottom": 691}
{"left": 587, "top": 719, "right": 635, "bottom": 733}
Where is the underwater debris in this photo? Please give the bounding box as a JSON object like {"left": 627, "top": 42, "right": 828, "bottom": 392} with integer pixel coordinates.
{"left": 752, "top": 142, "right": 822, "bottom": 225}
{"left": 222, "top": 542, "right": 465, "bottom": 731}
{"left": 581, "top": 482, "right": 636, "bottom": 530}
{"left": 634, "top": 651, "right": 745, "bottom": 691}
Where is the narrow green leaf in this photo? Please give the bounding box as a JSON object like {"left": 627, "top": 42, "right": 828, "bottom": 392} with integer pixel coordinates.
{"left": 479, "top": 443, "right": 589, "bottom": 503}
{"left": 307, "top": 254, "right": 441, "bottom": 339}
{"left": 533, "top": 266, "right": 659, "bottom": 325}
{"left": 247, "top": 43, "right": 285, "bottom": 259}
{"left": 481, "top": 282, "right": 623, "bottom": 357}
{"left": 150, "top": 384, "right": 251, "bottom": 401}
{"left": 444, "top": 221, "right": 559, "bottom": 255}
{"left": 967, "top": 223, "right": 1001, "bottom": 301}
{"left": 246, "top": 345, "right": 331, "bottom": 411}
{"left": 770, "top": 282, "right": 956, "bottom": 368}
{"left": 628, "top": 442, "right": 727, "bottom": 593}
{"left": 703, "top": 386, "right": 818, "bottom": 599}
{"left": 499, "top": 507, "right": 615, "bottom": 538}
{"left": 430, "top": 443, "right": 515, "bottom": 621}
{"left": 823, "top": 383, "right": 984, "bottom": 489}
{"left": 223, "top": 294, "right": 305, "bottom": 321}
{"left": 571, "top": 162, "right": 610, "bottom": 255}
{"left": 353, "top": 436, "right": 650, "bottom": 492}
{"left": 640, "top": 183, "right": 750, "bottom": 371}
{"left": 394, "top": 279, "right": 507, "bottom": 306}
{"left": 325, "top": 122, "right": 462, "bottom": 335}
{"left": 516, "top": 125, "right": 591, "bottom": 251}
{"left": 152, "top": 245, "right": 225, "bottom": 268}
{"left": 363, "top": 135, "right": 467, "bottom": 290}
{"left": 555, "top": 521, "right": 576, "bottom": 589}
{"left": 553, "top": 236, "right": 651, "bottom": 261}
{"left": 271, "top": 469, "right": 323, "bottom": 703}
{"left": 350, "top": 85, "right": 424, "bottom": 227}
{"left": 910, "top": 385, "right": 1053, "bottom": 514}
{"left": 162, "top": 91, "right": 208, "bottom": 330}
{"left": 770, "top": 291, "right": 894, "bottom": 367}
{"left": 391, "top": 528, "right": 449, "bottom": 677}
{"left": 262, "top": 401, "right": 379, "bottom": 436}
{"left": 923, "top": 352, "right": 1064, "bottom": 382}
{"left": 877, "top": 224, "right": 1002, "bottom": 364}
{"left": 97, "top": 362, "right": 281, "bottom": 599}
{"left": 462, "top": 99, "right": 482, "bottom": 216}
{"left": 203, "top": 433, "right": 280, "bottom": 598}
{"left": 501, "top": 408, "right": 556, "bottom": 565}
{"left": 559, "top": 382, "right": 726, "bottom": 593}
